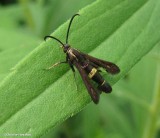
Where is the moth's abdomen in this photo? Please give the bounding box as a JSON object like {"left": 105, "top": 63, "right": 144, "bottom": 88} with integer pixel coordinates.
{"left": 92, "top": 72, "right": 112, "bottom": 93}
{"left": 84, "top": 64, "right": 112, "bottom": 93}
{"left": 97, "top": 81, "right": 112, "bottom": 93}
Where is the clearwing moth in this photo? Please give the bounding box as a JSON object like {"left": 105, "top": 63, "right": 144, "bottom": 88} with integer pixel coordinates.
{"left": 44, "top": 14, "right": 120, "bottom": 104}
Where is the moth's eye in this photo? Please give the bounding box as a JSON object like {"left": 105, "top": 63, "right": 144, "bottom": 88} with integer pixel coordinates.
{"left": 63, "top": 47, "right": 67, "bottom": 53}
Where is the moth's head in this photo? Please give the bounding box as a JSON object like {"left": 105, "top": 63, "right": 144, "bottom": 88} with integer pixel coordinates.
{"left": 63, "top": 44, "right": 70, "bottom": 53}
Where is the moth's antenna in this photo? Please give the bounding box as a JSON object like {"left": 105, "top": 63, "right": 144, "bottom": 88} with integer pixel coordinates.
{"left": 44, "top": 36, "right": 65, "bottom": 47}
{"left": 66, "top": 13, "right": 80, "bottom": 44}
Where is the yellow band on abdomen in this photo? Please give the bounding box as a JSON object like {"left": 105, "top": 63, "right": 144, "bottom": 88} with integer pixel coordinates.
{"left": 88, "top": 68, "right": 97, "bottom": 78}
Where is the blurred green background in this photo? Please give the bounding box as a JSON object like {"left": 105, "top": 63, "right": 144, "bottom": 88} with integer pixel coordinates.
{"left": 0, "top": 0, "right": 159, "bottom": 138}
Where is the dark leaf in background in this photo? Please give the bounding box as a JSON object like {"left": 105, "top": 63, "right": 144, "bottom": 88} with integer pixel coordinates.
{"left": 0, "top": 0, "right": 16, "bottom": 5}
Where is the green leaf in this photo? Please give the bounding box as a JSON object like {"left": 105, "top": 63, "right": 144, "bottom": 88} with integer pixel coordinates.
{"left": 41, "top": 0, "right": 96, "bottom": 36}
{"left": 0, "top": 29, "right": 40, "bottom": 82}
{"left": 19, "top": 0, "right": 95, "bottom": 36}
{"left": 0, "top": 0, "right": 160, "bottom": 137}
{"left": 104, "top": 44, "right": 160, "bottom": 138}
{"left": 98, "top": 96, "right": 133, "bottom": 137}
{"left": 0, "top": 5, "right": 24, "bottom": 30}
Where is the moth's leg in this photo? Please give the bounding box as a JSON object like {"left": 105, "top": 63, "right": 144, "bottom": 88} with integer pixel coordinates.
{"left": 68, "top": 60, "right": 78, "bottom": 90}
{"left": 70, "top": 63, "right": 75, "bottom": 73}
{"left": 45, "top": 55, "right": 69, "bottom": 70}
{"left": 45, "top": 61, "right": 67, "bottom": 70}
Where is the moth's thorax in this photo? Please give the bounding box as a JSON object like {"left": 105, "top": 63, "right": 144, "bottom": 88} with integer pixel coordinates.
{"left": 63, "top": 44, "right": 71, "bottom": 53}
{"left": 67, "top": 47, "right": 72, "bottom": 53}
{"left": 67, "top": 48, "right": 77, "bottom": 60}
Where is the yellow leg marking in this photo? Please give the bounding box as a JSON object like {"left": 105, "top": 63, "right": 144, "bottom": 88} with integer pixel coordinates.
{"left": 46, "top": 63, "right": 59, "bottom": 70}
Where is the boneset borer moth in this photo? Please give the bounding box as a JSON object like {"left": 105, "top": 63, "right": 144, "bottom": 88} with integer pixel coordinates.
{"left": 44, "top": 14, "right": 120, "bottom": 104}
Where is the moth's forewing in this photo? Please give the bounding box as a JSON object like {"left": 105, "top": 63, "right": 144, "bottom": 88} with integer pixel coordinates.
{"left": 81, "top": 52, "right": 120, "bottom": 74}
{"left": 73, "top": 61, "right": 100, "bottom": 104}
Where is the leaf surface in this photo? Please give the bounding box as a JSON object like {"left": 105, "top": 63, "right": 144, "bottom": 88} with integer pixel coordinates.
{"left": 0, "top": 0, "right": 160, "bottom": 137}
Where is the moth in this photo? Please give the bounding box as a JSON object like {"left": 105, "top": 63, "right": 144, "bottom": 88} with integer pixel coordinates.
{"left": 44, "top": 14, "right": 120, "bottom": 104}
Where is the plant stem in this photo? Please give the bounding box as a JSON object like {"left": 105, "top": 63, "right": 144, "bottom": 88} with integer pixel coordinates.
{"left": 142, "top": 63, "right": 160, "bottom": 138}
